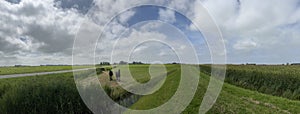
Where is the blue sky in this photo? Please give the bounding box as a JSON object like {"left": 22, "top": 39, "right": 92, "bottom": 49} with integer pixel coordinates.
{"left": 0, "top": 0, "right": 300, "bottom": 65}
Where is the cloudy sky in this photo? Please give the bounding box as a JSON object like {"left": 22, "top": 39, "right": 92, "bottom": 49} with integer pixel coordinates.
{"left": 0, "top": 0, "right": 300, "bottom": 66}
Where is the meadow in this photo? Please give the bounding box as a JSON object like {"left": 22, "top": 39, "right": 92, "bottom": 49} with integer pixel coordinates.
{"left": 0, "top": 64, "right": 299, "bottom": 113}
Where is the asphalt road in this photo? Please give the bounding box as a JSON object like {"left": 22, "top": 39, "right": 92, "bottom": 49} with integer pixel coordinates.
{"left": 0, "top": 68, "right": 95, "bottom": 79}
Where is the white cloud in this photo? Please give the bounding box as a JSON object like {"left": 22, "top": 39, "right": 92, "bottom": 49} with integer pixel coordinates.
{"left": 1, "top": 0, "right": 186, "bottom": 65}
{"left": 158, "top": 8, "right": 176, "bottom": 23}
{"left": 95, "top": 20, "right": 198, "bottom": 64}
{"left": 118, "top": 9, "right": 136, "bottom": 24}
{"left": 1, "top": 0, "right": 300, "bottom": 65}
{"left": 0, "top": 0, "right": 84, "bottom": 65}
{"left": 192, "top": 0, "right": 300, "bottom": 63}
{"left": 233, "top": 39, "right": 257, "bottom": 50}
{"left": 140, "top": 22, "right": 163, "bottom": 32}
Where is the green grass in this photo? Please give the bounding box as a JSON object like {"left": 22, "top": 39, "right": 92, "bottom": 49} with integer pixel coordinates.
{"left": 127, "top": 64, "right": 178, "bottom": 83}
{"left": 0, "top": 65, "right": 93, "bottom": 75}
{"left": 0, "top": 64, "right": 299, "bottom": 113}
{"left": 128, "top": 64, "right": 152, "bottom": 83}
{"left": 100, "top": 64, "right": 179, "bottom": 101}
{"left": 186, "top": 73, "right": 300, "bottom": 114}
{"left": 0, "top": 72, "right": 92, "bottom": 113}
{"left": 200, "top": 65, "right": 300, "bottom": 100}
{"left": 130, "top": 65, "right": 300, "bottom": 113}
{"left": 127, "top": 65, "right": 181, "bottom": 110}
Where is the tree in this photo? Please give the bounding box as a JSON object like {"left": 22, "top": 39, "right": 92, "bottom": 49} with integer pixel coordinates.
{"left": 132, "top": 61, "right": 143, "bottom": 64}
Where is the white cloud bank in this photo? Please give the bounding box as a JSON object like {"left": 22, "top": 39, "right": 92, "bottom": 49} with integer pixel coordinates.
{"left": 0, "top": 0, "right": 85, "bottom": 65}
{"left": 0, "top": 0, "right": 299, "bottom": 65}
{"left": 194, "top": 0, "right": 300, "bottom": 63}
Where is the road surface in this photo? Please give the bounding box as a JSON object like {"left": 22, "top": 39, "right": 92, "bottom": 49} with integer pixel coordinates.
{"left": 0, "top": 68, "right": 95, "bottom": 79}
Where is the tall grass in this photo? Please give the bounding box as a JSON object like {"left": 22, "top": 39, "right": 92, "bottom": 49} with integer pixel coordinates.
{"left": 0, "top": 73, "right": 92, "bottom": 113}
{"left": 200, "top": 65, "right": 300, "bottom": 100}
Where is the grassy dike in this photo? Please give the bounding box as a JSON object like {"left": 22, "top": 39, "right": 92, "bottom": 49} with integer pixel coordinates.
{"left": 129, "top": 65, "right": 300, "bottom": 114}
{"left": 99, "top": 64, "right": 179, "bottom": 103}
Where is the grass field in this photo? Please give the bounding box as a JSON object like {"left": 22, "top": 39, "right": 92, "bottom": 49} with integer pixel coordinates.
{"left": 0, "top": 64, "right": 299, "bottom": 113}
{"left": 0, "top": 65, "right": 93, "bottom": 75}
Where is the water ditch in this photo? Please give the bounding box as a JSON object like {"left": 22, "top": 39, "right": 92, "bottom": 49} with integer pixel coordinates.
{"left": 103, "top": 68, "right": 178, "bottom": 108}
{"left": 117, "top": 94, "right": 142, "bottom": 108}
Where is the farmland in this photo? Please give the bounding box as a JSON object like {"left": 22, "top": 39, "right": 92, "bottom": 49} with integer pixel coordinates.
{"left": 0, "top": 64, "right": 299, "bottom": 113}
{"left": 0, "top": 65, "right": 93, "bottom": 75}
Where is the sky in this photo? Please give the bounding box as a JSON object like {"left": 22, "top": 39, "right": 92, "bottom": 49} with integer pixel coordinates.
{"left": 0, "top": 0, "right": 300, "bottom": 66}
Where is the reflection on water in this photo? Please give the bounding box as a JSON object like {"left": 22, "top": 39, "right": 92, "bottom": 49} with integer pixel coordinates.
{"left": 117, "top": 94, "right": 142, "bottom": 108}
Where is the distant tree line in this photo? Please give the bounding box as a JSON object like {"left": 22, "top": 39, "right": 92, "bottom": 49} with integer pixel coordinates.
{"left": 99, "top": 61, "right": 146, "bottom": 65}
{"left": 131, "top": 61, "right": 144, "bottom": 64}
{"left": 291, "top": 63, "right": 300, "bottom": 65}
